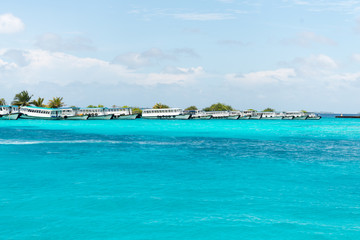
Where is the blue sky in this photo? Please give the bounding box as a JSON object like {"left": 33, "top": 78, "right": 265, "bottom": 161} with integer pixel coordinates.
{"left": 1, "top": 0, "right": 360, "bottom": 112}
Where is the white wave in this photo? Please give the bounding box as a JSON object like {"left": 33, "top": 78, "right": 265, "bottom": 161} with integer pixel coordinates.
{"left": 0, "top": 139, "right": 116, "bottom": 145}
{"left": 0, "top": 139, "right": 205, "bottom": 146}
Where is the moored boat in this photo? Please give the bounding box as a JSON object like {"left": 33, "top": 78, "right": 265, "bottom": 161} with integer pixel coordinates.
{"left": 20, "top": 106, "right": 63, "bottom": 120}
{"left": 306, "top": 113, "right": 321, "bottom": 120}
{"left": 205, "top": 111, "right": 230, "bottom": 119}
{"left": 142, "top": 108, "right": 191, "bottom": 119}
{"left": 238, "top": 116, "right": 250, "bottom": 120}
{"left": 105, "top": 107, "right": 138, "bottom": 120}
{"left": 0, "top": 106, "right": 20, "bottom": 120}
{"left": 227, "top": 111, "right": 241, "bottom": 120}
{"left": 77, "top": 107, "right": 113, "bottom": 120}
{"left": 284, "top": 111, "right": 308, "bottom": 120}
{"left": 58, "top": 107, "right": 88, "bottom": 120}
{"left": 240, "top": 110, "right": 261, "bottom": 120}
{"left": 260, "top": 112, "right": 283, "bottom": 120}
{"left": 111, "top": 114, "right": 138, "bottom": 120}
{"left": 249, "top": 115, "right": 262, "bottom": 120}
{"left": 185, "top": 110, "right": 212, "bottom": 120}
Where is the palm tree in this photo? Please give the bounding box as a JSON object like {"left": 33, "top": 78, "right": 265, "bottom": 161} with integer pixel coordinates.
{"left": 0, "top": 98, "right": 6, "bottom": 106}
{"left": 48, "top": 97, "right": 64, "bottom": 108}
{"left": 153, "top": 103, "right": 169, "bottom": 109}
{"left": 31, "top": 97, "right": 45, "bottom": 107}
{"left": 12, "top": 91, "right": 33, "bottom": 106}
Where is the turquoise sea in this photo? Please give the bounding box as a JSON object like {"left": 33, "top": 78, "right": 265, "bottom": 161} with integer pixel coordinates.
{"left": 1, "top": 117, "right": 360, "bottom": 239}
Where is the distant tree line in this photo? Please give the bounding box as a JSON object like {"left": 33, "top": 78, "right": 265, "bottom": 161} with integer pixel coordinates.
{"left": 1, "top": 91, "right": 307, "bottom": 113}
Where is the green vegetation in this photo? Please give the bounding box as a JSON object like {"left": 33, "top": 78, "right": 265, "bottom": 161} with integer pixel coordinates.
{"left": 12, "top": 91, "right": 33, "bottom": 106}
{"left": 31, "top": 97, "right": 45, "bottom": 107}
{"left": 48, "top": 97, "right": 65, "bottom": 108}
{"left": 263, "top": 108, "right": 275, "bottom": 112}
{"left": 0, "top": 98, "right": 6, "bottom": 105}
{"left": 203, "top": 103, "right": 234, "bottom": 111}
{"left": 185, "top": 106, "right": 198, "bottom": 111}
{"left": 301, "top": 110, "right": 307, "bottom": 113}
{"left": 153, "top": 103, "right": 169, "bottom": 109}
{"left": 131, "top": 107, "right": 142, "bottom": 114}
{"left": 87, "top": 104, "right": 104, "bottom": 108}
{"left": 247, "top": 109, "right": 257, "bottom": 112}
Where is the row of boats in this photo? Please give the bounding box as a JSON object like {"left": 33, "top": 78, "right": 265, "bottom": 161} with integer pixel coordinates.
{"left": 0, "top": 106, "right": 321, "bottom": 120}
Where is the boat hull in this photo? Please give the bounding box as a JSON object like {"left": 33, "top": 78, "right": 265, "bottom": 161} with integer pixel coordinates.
{"left": 226, "top": 115, "right": 240, "bottom": 120}
{"left": 191, "top": 115, "right": 212, "bottom": 120}
{"left": 282, "top": 116, "right": 294, "bottom": 120}
{"left": 64, "top": 115, "right": 89, "bottom": 120}
{"left": 20, "top": 114, "right": 62, "bottom": 120}
{"left": 293, "top": 116, "right": 308, "bottom": 120}
{"left": 112, "top": 114, "right": 138, "bottom": 120}
{"left": 0, "top": 113, "right": 20, "bottom": 120}
{"left": 238, "top": 116, "right": 250, "bottom": 120}
{"left": 249, "top": 116, "right": 261, "bottom": 120}
{"left": 261, "top": 117, "right": 284, "bottom": 120}
{"left": 307, "top": 116, "right": 321, "bottom": 120}
{"left": 142, "top": 114, "right": 191, "bottom": 120}
{"left": 87, "top": 114, "right": 113, "bottom": 120}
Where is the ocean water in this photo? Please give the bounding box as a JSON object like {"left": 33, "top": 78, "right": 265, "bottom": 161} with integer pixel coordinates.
{"left": 0, "top": 117, "right": 360, "bottom": 239}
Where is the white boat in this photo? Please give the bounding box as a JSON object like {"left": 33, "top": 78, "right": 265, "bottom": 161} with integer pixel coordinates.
{"left": 280, "top": 112, "right": 294, "bottom": 120}
{"left": 284, "top": 111, "right": 308, "bottom": 120}
{"left": 241, "top": 110, "right": 261, "bottom": 119}
{"left": 59, "top": 107, "right": 88, "bottom": 120}
{"left": 105, "top": 107, "right": 138, "bottom": 120}
{"left": 227, "top": 111, "right": 241, "bottom": 120}
{"left": 20, "top": 106, "right": 62, "bottom": 120}
{"left": 260, "top": 112, "right": 283, "bottom": 120}
{"left": 0, "top": 106, "right": 20, "bottom": 120}
{"left": 142, "top": 108, "right": 191, "bottom": 120}
{"left": 77, "top": 108, "right": 113, "bottom": 120}
{"left": 184, "top": 110, "right": 212, "bottom": 120}
{"left": 249, "top": 115, "right": 262, "bottom": 120}
{"left": 205, "top": 111, "right": 230, "bottom": 119}
{"left": 307, "top": 113, "right": 321, "bottom": 120}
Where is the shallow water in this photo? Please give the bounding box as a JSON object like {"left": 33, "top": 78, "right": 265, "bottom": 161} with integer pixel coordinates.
{"left": 0, "top": 118, "right": 360, "bottom": 239}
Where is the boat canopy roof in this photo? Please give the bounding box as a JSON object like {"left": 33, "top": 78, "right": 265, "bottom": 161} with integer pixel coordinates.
{"left": 143, "top": 108, "right": 182, "bottom": 111}
{"left": 21, "top": 106, "right": 61, "bottom": 111}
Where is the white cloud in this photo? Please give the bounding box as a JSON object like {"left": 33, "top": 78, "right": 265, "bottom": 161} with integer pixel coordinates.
{"left": 226, "top": 68, "right": 296, "bottom": 86}
{"left": 282, "top": 31, "right": 336, "bottom": 47}
{"left": 35, "top": 33, "right": 95, "bottom": 52}
{"left": 0, "top": 13, "right": 24, "bottom": 34}
{"left": 112, "top": 48, "right": 198, "bottom": 69}
{"left": 2, "top": 49, "right": 360, "bottom": 112}
{"left": 292, "top": 54, "right": 338, "bottom": 77}
{"left": 225, "top": 55, "right": 340, "bottom": 89}
{"left": 352, "top": 53, "right": 360, "bottom": 62}
{"left": 0, "top": 58, "right": 17, "bottom": 71}
{"left": 0, "top": 49, "right": 204, "bottom": 87}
